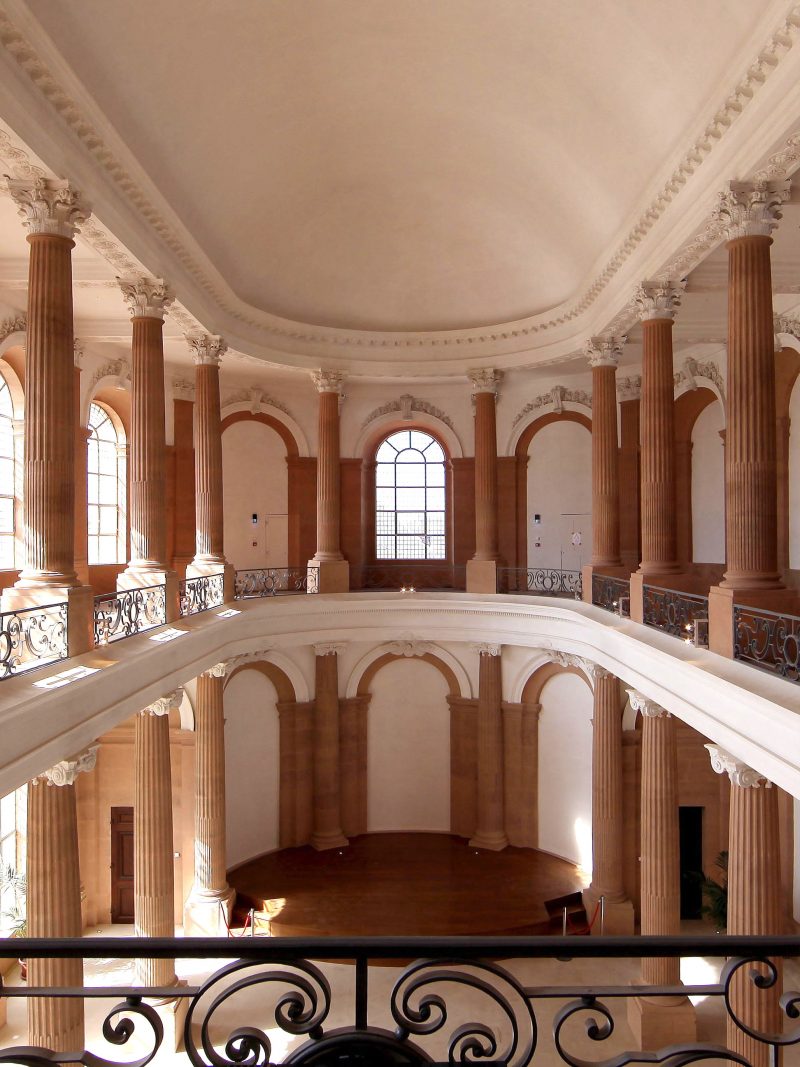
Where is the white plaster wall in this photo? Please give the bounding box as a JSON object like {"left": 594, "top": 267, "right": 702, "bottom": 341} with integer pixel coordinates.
{"left": 526, "top": 421, "right": 591, "bottom": 571}
{"left": 366, "top": 657, "right": 451, "bottom": 832}
{"left": 790, "top": 377, "right": 800, "bottom": 570}
{"left": 224, "top": 669, "right": 280, "bottom": 868}
{"left": 222, "top": 420, "right": 289, "bottom": 570}
{"left": 537, "top": 672, "right": 593, "bottom": 869}
{"left": 690, "top": 401, "right": 725, "bottom": 563}
{"left": 795, "top": 796, "right": 800, "bottom": 923}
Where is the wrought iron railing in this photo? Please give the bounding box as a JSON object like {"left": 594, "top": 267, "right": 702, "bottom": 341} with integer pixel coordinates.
{"left": 497, "top": 567, "right": 582, "bottom": 599}
{"left": 0, "top": 601, "right": 68, "bottom": 679}
{"left": 358, "top": 563, "right": 466, "bottom": 591}
{"left": 733, "top": 603, "right": 800, "bottom": 682}
{"left": 0, "top": 935, "right": 798, "bottom": 1066}
{"left": 180, "top": 572, "right": 225, "bottom": 616}
{"left": 92, "top": 584, "right": 166, "bottom": 645}
{"left": 591, "top": 574, "right": 630, "bottom": 616}
{"left": 643, "top": 585, "right": 709, "bottom": 646}
{"left": 234, "top": 567, "right": 317, "bottom": 598}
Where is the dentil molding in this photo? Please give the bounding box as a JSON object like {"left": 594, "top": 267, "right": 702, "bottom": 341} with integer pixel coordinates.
{"left": 705, "top": 744, "right": 770, "bottom": 788}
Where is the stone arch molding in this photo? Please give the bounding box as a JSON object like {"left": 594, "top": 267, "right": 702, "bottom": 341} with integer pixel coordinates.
{"left": 220, "top": 648, "right": 310, "bottom": 703}
{"left": 82, "top": 357, "right": 131, "bottom": 426}
{"left": 673, "top": 355, "right": 726, "bottom": 413}
{"left": 345, "top": 639, "right": 472, "bottom": 699}
{"left": 509, "top": 648, "right": 600, "bottom": 703}
{"left": 508, "top": 397, "right": 592, "bottom": 455}
{"left": 221, "top": 398, "right": 310, "bottom": 457}
{"left": 352, "top": 404, "right": 463, "bottom": 459}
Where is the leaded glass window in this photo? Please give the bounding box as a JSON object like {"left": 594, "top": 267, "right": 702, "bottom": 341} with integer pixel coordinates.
{"left": 0, "top": 376, "right": 15, "bottom": 569}
{"left": 375, "top": 430, "right": 446, "bottom": 560}
{"left": 87, "top": 402, "right": 126, "bottom": 564}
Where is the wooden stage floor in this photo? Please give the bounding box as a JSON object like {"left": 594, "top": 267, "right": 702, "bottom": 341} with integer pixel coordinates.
{"left": 228, "top": 833, "right": 586, "bottom": 937}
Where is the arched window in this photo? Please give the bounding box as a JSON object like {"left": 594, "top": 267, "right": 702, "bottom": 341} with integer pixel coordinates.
{"left": 0, "top": 375, "right": 16, "bottom": 569}
{"left": 87, "top": 402, "right": 126, "bottom": 565}
{"left": 375, "top": 429, "right": 446, "bottom": 559}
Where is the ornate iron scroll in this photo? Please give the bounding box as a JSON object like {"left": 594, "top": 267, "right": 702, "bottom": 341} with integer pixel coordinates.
{"left": 180, "top": 572, "right": 225, "bottom": 616}
{"left": 497, "top": 568, "right": 582, "bottom": 599}
{"left": 234, "top": 568, "right": 313, "bottom": 598}
{"left": 591, "top": 574, "right": 630, "bottom": 616}
{"left": 642, "top": 585, "right": 709, "bottom": 644}
{"left": 0, "top": 601, "right": 68, "bottom": 679}
{"left": 734, "top": 603, "right": 800, "bottom": 682}
{"left": 93, "top": 585, "right": 166, "bottom": 645}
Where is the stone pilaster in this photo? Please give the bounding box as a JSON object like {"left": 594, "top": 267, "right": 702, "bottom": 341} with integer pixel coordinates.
{"left": 310, "top": 644, "right": 348, "bottom": 850}
{"left": 309, "top": 371, "right": 349, "bottom": 592}
{"left": 467, "top": 370, "right": 502, "bottom": 593}
{"left": 185, "top": 333, "right": 234, "bottom": 601}
{"left": 707, "top": 746, "right": 782, "bottom": 1067}
{"left": 469, "top": 644, "right": 507, "bottom": 850}
{"left": 134, "top": 689, "right": 182, "bottom": 987}
{"left": 117, "top": 277, "right": 179, "bottom": 619}
{"left": 1, "top": 178, "right": 93, "bottom": 655}
{"left": 27, "top": 747, "right": 97, "bottom": 1055}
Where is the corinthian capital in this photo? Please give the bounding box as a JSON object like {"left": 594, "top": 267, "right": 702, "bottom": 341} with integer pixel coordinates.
{"left": 187, "top": 332, "right": 227, "bottom": 366}
{"left": 141, "top": 688, "right": 184, "bottom": 717}
{"left": 627, "top": 689, "right": 668, "bottom": 718}
{"left": 469, "top": 369, "right": 502, "bottom": 395}
{"left": 634, "top": 281, "right": 684, "bottom": 322}
{"left": 714, "top": 180, "right": 790, "bottom": 240}
{"left": 585, "top": 336, "right": 626, "bottom": 368}
{"left": 6, "top": 176, "right": 90, "bottom": 239}
{"left": 118, "top": 276, "right": 174, "bottom": 320}
{"left": 201, "top": 662, "right": 231, "bottom": 679}
{"left": 705, "top": 744, "right": 770, "bottom": 788}
{"left": 33, "top": 745, "right": 98, "bottom": 787}
{"left": 311, "top": 370, "right": 344, "bottom": 394}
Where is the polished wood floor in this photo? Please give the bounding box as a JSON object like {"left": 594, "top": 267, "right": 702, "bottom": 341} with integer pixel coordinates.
{"left": 228, "top": 833, "right": 586, "bottom": 937}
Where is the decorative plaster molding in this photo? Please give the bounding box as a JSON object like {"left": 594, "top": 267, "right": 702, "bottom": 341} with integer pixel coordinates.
{"left": 224, "top": 650, "right": 274, "bottom": 672}
{"left": 775, "top": 313, "right": 800, "bottom": 339}
{"left": 674, "top": 357, "right": 725, "bottom": 401}
{"left": 634, "top": 280, "right": 684, "bottom": 322}
{"left": 223, "top": 385, "right": 292, "bottom": 417}
{"left": 545, "top": 650, "right": 608, "bottom": 682}
{"left": 141, "top": 688, "right": 183, "bottom": 717}
{"left": 469, "top": 369, "right": 502, "bottom": 394}
{"left": 0, "top": 312, "right": 25, "bottom": 342}
{"left": 6, "top": 176, "right": 89, "bottom": 238}
{"left": 626, "top": 689, "right": 668, "bottom": 718}
{"left": 88, "top": 357, "right": 130, "bottom": 391}
{"left": 311, "top": 370, "right": 344, "bottom": 394}
{"left": 118, "top": 276, "right": 173, "bottom": 320}
{"left": 705, "top": 744, "right": 770, "bottom": 788}
{"left": 201, "top": 662, "right": 230, "bottom": 679}
{"left": 617, "top": 375, "right": 641, "bottom": 401}
{"left": 384, "top": 638, "right": 435, "bottom": 658}
{"left": 585, "top": 336, "right": 626, "bottom": 368}
{"left": 187, "top": 332, "right": 226, "bottom": 366}
{"left": 0, "top": 126, "right": 45, "bottom": 179}
{"left": 314, "top": 642, "right": 346, "bottom": 656}
{"left": 363, "top": 394, "right": 455, "bottom": 432}
{"left": 73, "top": 338, "right": 84, "bottom": 369}
{"left": 713, "top": 179, "right": 791, "bottom": 240}
{"left": 34, "top": 745, "right": 98, "bottom": 786}
{"left": 474, "top": 642, "right": 501, "bottom": 657}
{"left": 512, "top": 385, "right": 592, "bottom": 427}
{"left": 171, "top": 377, "right": 194, "bottom": 401}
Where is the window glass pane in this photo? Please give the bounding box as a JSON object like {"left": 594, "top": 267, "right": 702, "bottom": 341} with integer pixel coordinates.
{"left": 397, "top": 512, "right": 424, "bottom": 534}
{"left": 427, "top": 537, "right": 446, "bottom": 559}
{"left": 375, "top": 512, "right": 395, "bottom": 536}
{"left": 426, "top": 488, "right": 445, "bottom": 511}
{"left": 395, "top": 462, "right": 425, "bottom": 487}
{"left": 0, "top": 457, "right": 12, "bottom": 493}
{"left": 0, "top": 535, "right": 14, "bottom": 569}
{"left": 425, "top": 463, "right": 445, "bottom": 486}
{"left": 98, "top": 536, "right": 117, "bottom": 563}
{"left": 396, "top": 536, "right": 423, "bottom": 559}
{"left": 409, "top": 430, "right": 433, "bottom": 451}
{"left": 375, "top": 441, "right": 397, "bottom": 463}
{"left": 427, "top": 512, "right": 445, "bottom": 536}
{"left": 88, "top": 507, "right": 99, "bottom": 535}
{"left": 99, "top": 506, "right": 117, "bottom": 534}
{"left": 375, "top": 463, "right": 394, "bottom": 487}
{"left": 0, "top": 380, "right": 11, "bottom": 418}
{"left": 396, "top": 448, "right": 424, "bottom": 464}
{"left": 386, "top": 431, "right": 410, "bottom": 451}
{"left": 98, "top": 442, "right": 117, "bottom": 472}
{"left": 376, "top": 536, "right": 395, "bottom": 559}
{"left": 423, "top": 440, "right": 444, "bottom": 462}
{"left": 0, "top": 496, "right": 13, "bottom": 533}
{"left": 374, "top": 429, "right": 448, "bottom": 561}
{"left": 396, "top": 487, "right": 425, "bottom": 511}
{"left": 99, "top": 477, "right": 117, "bottom": 505}
{"left": 0, "top": 791, "right": 14, "bottom": 828}
{"left": 376, "top": 487, "right": 395, "bottom": 511}
{"left": 0, "top": 422, "right": 13, "bottom": 455}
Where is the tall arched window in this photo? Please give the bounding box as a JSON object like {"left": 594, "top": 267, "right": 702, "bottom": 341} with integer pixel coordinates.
{"left": 375, "top": 429, "right": 446, "bottom": 559}
{"left": 87, "top": 402, "right": 126, "bottom": 564}
{"left": 0, "top": 375, "right": 16, "bottom": 569}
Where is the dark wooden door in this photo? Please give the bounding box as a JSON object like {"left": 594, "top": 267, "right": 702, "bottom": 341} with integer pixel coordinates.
{"left": 110, "top": 806, "right": 135, "bottom": 923}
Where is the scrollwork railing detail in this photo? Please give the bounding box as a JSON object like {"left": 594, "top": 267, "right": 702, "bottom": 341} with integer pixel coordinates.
{"left": 497, "top": 568, "right": 582, "bottom": 599}
{"left": 93, "top": 585, "right": 166, "bottom": 645}
{"left": 642, "top": 585, "right": 709, "bottom": 644}
{"left": 179, "top": 573, "right": 225, "bottom": 616}
{"left": 0, "top": 601, "right": 68, "bottom": 679}
{"left": 591, "top": 574, "right": 630, "bottom": 616}
{"left": 234, "top": 568, "right": 314, "bottom": 598}
{"left": 733, "top": 604, "right": 800, "bottom": 682}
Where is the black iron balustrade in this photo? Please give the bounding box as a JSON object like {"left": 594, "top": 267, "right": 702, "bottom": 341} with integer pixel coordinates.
{"left": 497, "top": 568, "right": 582, "bottom": 599}
{"left": 234, "top": 567, "right": 316, "bottom": 598}
{"left": 591, "top": 574, "right": 630, "bottom": 616}
{"left": 92, "top": 585, "right": 166, "bottom": 645}
{"left": 643, "top": 585, "right": 709, "bottom": 645}
{"left": 733, "top": 603, "right": 800, "bottom": 683}
{"left": 0, "top": 934, "right": 798, "bottom": 1066}
{"left": 0, "top": 601, "right": 68, "bottom": 680}
{"left": 359, "top": 563, "right": 466, "bottom": 591}
{"left": 180, "top": 572, "right": 225, "bottom": 616}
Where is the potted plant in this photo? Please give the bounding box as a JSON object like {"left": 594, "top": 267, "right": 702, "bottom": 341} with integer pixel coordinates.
{"left": 0, "top": 861, "right": 28, "bottom": 979}
{"left": 698, "top": 850, "right": 728, "bottom": 932}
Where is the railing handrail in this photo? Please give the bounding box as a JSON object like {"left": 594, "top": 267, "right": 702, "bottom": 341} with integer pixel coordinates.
{"left": 93, "top": 583, "right": 166, "bottom": 603}
{"left": 0, "top": 600, "right": 68, "bottom": 617}
{"left": 733, "top": 601, "right": 800, "bottom": 623}
{"left": 642, "top": 584, "right": 709, "bottom": 605}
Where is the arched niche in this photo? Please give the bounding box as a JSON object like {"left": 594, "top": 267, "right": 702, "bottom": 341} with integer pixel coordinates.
{"left": 519, "top": 659, "right": 593, "bottom": 705}
{"left": 221, "top": 404, "right": 308, "bottom": 457}
{"left": 346, "top": 643, "right": 471, "bottom": 699}
{"left": 224, "top": 656, "right": 299, "bottom": 703}
{"left": 0, "top": 350, "right": 25, "bottom": 418}
{"left": 674, "top": 387, "right": 725, "bottom": 566}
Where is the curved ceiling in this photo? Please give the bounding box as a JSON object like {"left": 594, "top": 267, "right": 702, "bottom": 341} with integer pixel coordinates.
{"left": 20, "top": 0, "right": 774, "bottom": 334}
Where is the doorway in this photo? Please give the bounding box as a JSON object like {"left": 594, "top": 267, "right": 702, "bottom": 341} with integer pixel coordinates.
{"left": 679, "top": 806, "right": 703, "bottom": 920}
{"left": 110, "top": 806, "right": 134, "bottom": 923}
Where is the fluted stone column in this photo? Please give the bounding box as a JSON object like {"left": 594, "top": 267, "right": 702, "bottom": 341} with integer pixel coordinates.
{"left": 1, "top": 178, "right": 93, "bottom": 654}
{"left": 185, "top": 665, "right": 235, "bottom": 934}
{"left": 186, "top": 333, "right": 234, "bottom": 601}
{"left": 707, "top": 746, "right": 782, "bottom": 1067}
{"left": 311, "top": 644, "right": 348, "bottom": 850}
{"left": 627, "top": 691, "right": 695, "bottom": 1047}
{"left": 309, "top": 371, "right": 349, "bottom": 592}
{"left": 134, "top": 689, "right": 182, "bottom": 987}
{"left": 467, "top": 371, "right": 502, "bottom": 593}
{"left": 469, "top": 645, "right": 508, "bottom": 850}
{"left": 117, "top": 278, "right": 179, "bottom": 619}
{"left": 27, "top": 747, "right": 97, "bottom": 1055}
{"left": 586, "top": 338, "right": 624, "bottom": 568}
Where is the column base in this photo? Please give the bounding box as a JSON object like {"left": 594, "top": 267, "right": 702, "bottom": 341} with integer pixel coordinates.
{"left": 627, "top": 993, "right": 696, "bottom": 1051}
{"left": 468, "top": 830, "right": 509, "bottom": 851}
{"left": 1, "top": 581, "right": 93, "bottom": 657}
{"left": 466, "top": 559, "right": 498, "bottom": 594}
{"left": 117, "top": 568, "right": 180, "bottom": 622}
{"left": 308, "top": 559, "right": 349, "bottom": 593}
{"left": 186, "top": 559, "right": 236, "bottom": 604}
{"left": 183, "top": 886, "right": 236, "bottom": 936}
{"left": 582, "top": 890, "right": 635, "bottom": 935}
{"left": 310, "top": 828, "right": 349, "bottom": 851}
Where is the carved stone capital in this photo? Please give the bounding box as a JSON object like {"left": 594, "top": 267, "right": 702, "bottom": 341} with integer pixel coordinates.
{"left": 172, "top": 377, "right": 195, "bottom": 401}
{"left": 469, "top": 369, "right": 502, "bottom": 395}
{"left": 585, "top": 336, "right": 625, "bottom": 368}
{"left": 187, "top": 332, "right": 227, "bottom": 367}
{"left": 311, "top": 370, "right": 344, "bottom": 394}
{"left": 775, "top": 313, "right": 800, "bottom": 341}
{"left": 474, "top": 642, "right": 501, "bottom": 657}
{"left": 627, "top": 689, "right": 668, "bottom": 718}
{"left": 201, "top": 662, "right": 230, "bottom": 679}
{"left": 705, "top": 744, "right": 770, "bottom": 788}
{"left": 714, "top": 180, "right": 790, "bottom": 240}
{"left": 634, "top": 281, "right": 684, "bottom": 322}
{"left": 33, "top": 745, "right": 98, "bottom": 787}
{"left": 141, "top": 688, "right": 183, "bottom": 717}
{"left": 546, "top": 650, "right": 609, "bottom": 682}
{"left": 6, "top": 177, "right": 89, "bottom": 239}
{"left": 118, "top": 276, "right": 174, "bottom": 320}
{"left": 617, "top": 375, "right": 641, "bottom": 401}
{"left": 314, "top": 642, "right": 345, "bottom": 657}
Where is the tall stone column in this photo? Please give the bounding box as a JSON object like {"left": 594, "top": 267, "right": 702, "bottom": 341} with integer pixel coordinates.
{"left": 618, "top": 378, "right": 642, "bottom": 573}
{"left": 311, "top": 644, "right": 348, "bottom": 850}
{"left": 584, "top": 667, "right": 633, "bottom": 932}
{"left": 117, "top": 277, "right": 179, "bottom": 619}
{"left": 467, "top": 370, "right": 502, "bottom": 593}
{"left": 707, "top": 746, "right": 782, "bottom": 1067}
{"left": 185, "top": 333, "right": 234, "bottom": 602}
{"left": 469, "top": 645, "right": 508, "bottom": 850}
{"left": 309, "top": 371, "right": 349, "bottom": 592}
{"left": 134, "top": 689, "right": 182, "bottom": 987}
{"left": 627, "top": 691, "right": 695, "bottom": 1047}
{"left": 1, "top": 178, "right": 93, "bottom": 655}
{"left": 185, "top": 664, "right": 235, "bottom": 934}
{"left": 27, "top": 747, "right": 97, "bottom": 1055}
